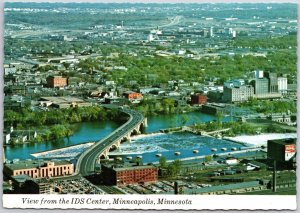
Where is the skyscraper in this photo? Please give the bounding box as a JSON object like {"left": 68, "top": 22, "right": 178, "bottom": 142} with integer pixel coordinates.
{"left": 250, "top": 78, "right": 269, "bottom": 95}
{"left": 264, "top": 72, "right": 278, "bottom": 93}
{"left": 278, "top": 77, "right": 288, "bottom": 94}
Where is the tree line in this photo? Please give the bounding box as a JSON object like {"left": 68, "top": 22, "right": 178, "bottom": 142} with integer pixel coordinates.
{"left": 4, "top": 106, "right": 123, "bottom": 143}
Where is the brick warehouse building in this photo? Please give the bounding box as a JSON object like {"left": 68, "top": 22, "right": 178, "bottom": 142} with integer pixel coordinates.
{"left": 101, "top": 164, "right": 158, "bottom": 186}
{"left": 123, "top": 91, "right": 143, "bottom": 101}
{"left": 4, "top": 160, "right": 74, "bottom": 179}
{"left": 190, "top": 94, "right": 207, "bottom": 105}
{"left": 46, "top": 76, "right": 67, "bottom": 88}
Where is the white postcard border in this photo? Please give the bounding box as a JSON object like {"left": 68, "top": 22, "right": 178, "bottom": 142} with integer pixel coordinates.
{"left": 2, "top": 194, "right": 297, "bottom": 210}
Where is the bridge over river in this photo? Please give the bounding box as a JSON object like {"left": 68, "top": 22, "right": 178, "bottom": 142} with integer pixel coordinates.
{"left": 75, "top": 105, "right": 147, "bottom": 176}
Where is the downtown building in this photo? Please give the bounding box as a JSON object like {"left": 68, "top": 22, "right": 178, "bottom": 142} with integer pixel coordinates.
{"left": 190, "top": 93, "right": 207, "bottom": 105}
{"left": 250, "top": 71, "right": 281, "bottom": 99}
{"left": 222, "top": 85, "right": 254, "bottom": 103}
{"left": 277, "top": 77, "right": 288, "bottom": 94}
{"left": 4, "top": 160, "right": 74, "bottom": 179}
{"left": 101, "top": 164, "right": 158, "bottom": 186}
{"left": 222, "top": 79, "right": 254, "bottom": 103}
{"left": 46, "top": 75, "right": 67, "bottom": 88}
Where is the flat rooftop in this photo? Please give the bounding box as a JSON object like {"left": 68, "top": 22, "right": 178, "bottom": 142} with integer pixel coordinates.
{"left": 40, "top": 96, "right": 86, "bottom": 103}
{"left": 268, "top": 138, "right": 296, "bottom": 145}
{"left": 5, "top": 160, "right": 73, "bottom": 171}
{"left": 102, "top": 164, "right": 157, "bottom": 172}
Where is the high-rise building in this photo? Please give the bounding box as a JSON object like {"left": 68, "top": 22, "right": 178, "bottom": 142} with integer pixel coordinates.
{"left": 264, "top": 72, "right": 278, "bottom": 93}
{"left": 210, "top": 27, "right": 214, "bottom": 37}
{"left": 252, "top": 70, "right": 264, "bottom": 79}
{"left": 224, "top": 79, "right": 245, "bottom": 88}
{"left": 232, "top": 30, "right": 237, "bottom": 38}
{"left": 278, "top": 77, "right": 288, "bottom": 94}
{"left": 250, "top": 78, "right": 269, "bottom": 95}
{"left": 223, "top": 85, "right": 254, "bottom": 103}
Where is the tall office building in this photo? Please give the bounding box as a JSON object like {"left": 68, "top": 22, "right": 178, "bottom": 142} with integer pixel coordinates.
{"left": 264, "top": 72, "right": 278, "bottom": 93}
{"left": 224, "top": 79, "right": 245, "bottom": 88}
{"left": 278, "top": 77, "right": 288, "bottom": 94}
{"left": 250, "top": 78, "right": 269, "bottom": 95}
{"left": 252, "top": 70, "right": 264, "bottom": 79}
{"left": 223, "top": 85, "right": 254, "bottom": 103}
{"left": 210, "top": 27, "right": 214, "bottom": 37}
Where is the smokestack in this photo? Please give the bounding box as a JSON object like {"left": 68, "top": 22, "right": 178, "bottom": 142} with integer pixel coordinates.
{"left": 174, "top": 182, "right": 179, "bottom": 195}
{"left": 273, "top": 160, "right": 276, "bottom": 192}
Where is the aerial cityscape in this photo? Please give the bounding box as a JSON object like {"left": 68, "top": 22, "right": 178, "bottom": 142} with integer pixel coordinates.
{"left": 2, "top": 2, "right": 297, "bottom": 196}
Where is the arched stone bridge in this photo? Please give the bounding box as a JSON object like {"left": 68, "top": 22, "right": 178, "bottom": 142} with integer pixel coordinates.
{"left": 76, "top": 105, "right": 147, "bottom": 176}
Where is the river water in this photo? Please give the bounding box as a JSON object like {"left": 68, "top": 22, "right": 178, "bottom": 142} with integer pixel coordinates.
{"left": 4, "top": 111, "right": 235, "bottom": 160}
{"left": 4, "top": 121, "right": 119, "bottom": 160}
{"left": 109, "top": 132, "right": 245, "bottom": 164}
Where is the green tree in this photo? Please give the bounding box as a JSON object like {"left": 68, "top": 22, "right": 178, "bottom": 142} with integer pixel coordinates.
{"left": 179, "top": 114, "right": 189, "bottom": 126}
{"left": 167, "top": 160, "right": 182, "bottom": 177}
{"left": 204, "top": 155, "right": 213, "bottom": 162}
{"left": 159, "top": 156, "right": 167, "bottom": 169}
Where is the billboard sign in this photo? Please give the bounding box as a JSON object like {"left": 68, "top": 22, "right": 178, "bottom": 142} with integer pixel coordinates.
{"left": 285, "top": 144, "right": 296, "bottom": 161}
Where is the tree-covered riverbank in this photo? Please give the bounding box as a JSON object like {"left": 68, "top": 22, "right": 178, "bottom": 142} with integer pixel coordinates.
{"left": 4, "top": 106, "right": 124, "bottom": 144}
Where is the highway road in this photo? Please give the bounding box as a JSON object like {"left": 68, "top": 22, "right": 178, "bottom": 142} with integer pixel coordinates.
{"left": 76, "top": 106, "right": 145, "bottom": 176}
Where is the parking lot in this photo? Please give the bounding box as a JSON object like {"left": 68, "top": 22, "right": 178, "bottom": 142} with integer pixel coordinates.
{"left": 54, "top": 178, "right": 105, "bottom": 194}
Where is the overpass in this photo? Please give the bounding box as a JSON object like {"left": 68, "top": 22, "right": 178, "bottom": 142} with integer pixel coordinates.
{"left": 75, "top": 106, "right": 147, "bottom": 176}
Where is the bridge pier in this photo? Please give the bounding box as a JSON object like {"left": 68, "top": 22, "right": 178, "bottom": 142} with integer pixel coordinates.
{"left": 142, "top": 118, "right": 148, "bottom": 127}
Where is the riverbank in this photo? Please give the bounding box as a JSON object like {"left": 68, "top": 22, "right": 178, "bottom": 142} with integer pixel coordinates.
{"left": 224, "top": 133, "right": 297, "bottom": 146}
{"left": 31, "top": 142, "right": 95, "bottom": 159}
{"left": 4, "top": 111, "right": 235, "bottom": 160}
{"left": 4, "top": 106, "right": 124, "bottom": 146}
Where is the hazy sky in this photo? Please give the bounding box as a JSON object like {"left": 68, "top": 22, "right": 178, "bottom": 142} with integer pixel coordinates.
{"left": 4, "top": 0, "right": 299, "bottom": 3}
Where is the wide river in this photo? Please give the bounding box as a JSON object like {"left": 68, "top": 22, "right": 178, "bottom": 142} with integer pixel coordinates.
{"left": 4, "top": 111, "right": 234, "bottom": 160}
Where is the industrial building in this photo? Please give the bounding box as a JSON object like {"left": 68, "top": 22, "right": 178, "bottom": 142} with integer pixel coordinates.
{"left": 4, "top": 160, "right": 74, "bottom": 179}
{"left": 39, "top": 96, "right": 92, "bottom": 108}
{"left": 190, "top": 93, "right": 207, "bottom": 105}
{"left": 46, "top": 76, "right": 67, "bottom": 88}
{"left": 101, "top": 164, "right": 158, "bottom": 186}
{"left": 222, "top": 85, "right": 254, "bottom": 103}
{"left": 267, "top": 138, "right": 296, "bottom": 169}
{"left": 161, "top": 181, "right": 266, "bottom": 195}
{"left": 123, "top": 91, "right": 143, "bottom": 101}
{"left": 10, "top": 175, "right": 54, "bottom": 194}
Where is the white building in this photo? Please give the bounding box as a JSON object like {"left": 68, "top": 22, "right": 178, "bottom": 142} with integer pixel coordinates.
{"left": 224, "top": 79, "right": 245, "bottom": 88}
{"left": 232, "top": 30, "right": 237, "bottom": 38}
{"left": 225, "top": 158, "right": 238, "bottom": 165}
{"left": 210, "top": 27, "right": 214, "bottom": 37}
{"left": 223, "top": 85, "right": 254, "bottom": 103}
{"left": 4, "top": 67, "right": 17, "bottom": 75}
{"left": 253, "top": 70, "right": 264, "bottom": 79}
{"left": 277, "top": 77, "right": 288, "bottom": 94}
{"left": 147, "top": 34, "right": 155, "bottom": 42}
